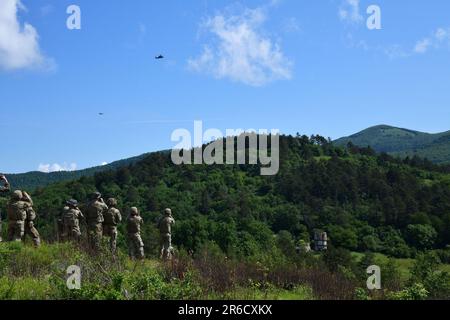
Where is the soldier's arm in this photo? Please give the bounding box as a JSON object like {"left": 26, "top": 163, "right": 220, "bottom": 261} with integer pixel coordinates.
{"left": 0, "top": 175, "right": 10, "bottom": 192}
{"left": 22, "top": 191, "right": 33, "bottom": 206}
{"left": 1, "top": 183, "right": 10, "bottom": 192}
{"left": 117, "top": 210, "right": 122, "bottom": 223}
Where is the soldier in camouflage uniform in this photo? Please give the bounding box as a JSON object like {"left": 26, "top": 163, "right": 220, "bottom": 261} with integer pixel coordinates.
{"left": 22, "top": 191, "right": 41, "bottom": 247}
{"left": 127, "top": 207, "right": 144, "bottom": 260}
{"left": 61, "top": 199, "right": 84, "bottom": 242}
{"left": 7, "top": 190, "right": 28, "bottom": 242}
{"left": 85, "top": 192, "right": 108, "bottom": 251}
{"left": 103, "top": 198, "right": 122, "bottom": 253}
{"left": 158, "top": 208, "right": 175, "bottom": 260}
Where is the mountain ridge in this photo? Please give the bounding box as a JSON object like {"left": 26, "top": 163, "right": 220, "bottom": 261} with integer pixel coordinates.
{"left": 334, "top": 125, "right": 450, "bottom": 164}
{"left": 5, "top": 124, "right": 450, "bottom": 190}
{"left": 6, "top": 153, "right": 152, "bottom": 190}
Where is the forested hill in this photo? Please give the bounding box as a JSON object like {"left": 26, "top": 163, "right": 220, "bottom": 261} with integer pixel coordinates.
{"left": 334, "top": 125, "right": 450, "bottom": 164}
{"left": 2, "top": 134, "right": 450, "bottom": 259}
{"left": 6, "top": 153, "right": 153, "bottom": 190}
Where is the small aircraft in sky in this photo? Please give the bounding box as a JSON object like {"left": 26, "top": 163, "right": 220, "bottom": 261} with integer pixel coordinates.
{"left": 98, "top": 113, "right": 104, "bottom": 116}
{"left": 155, "top": 54, "right": 164, "bottom": 60}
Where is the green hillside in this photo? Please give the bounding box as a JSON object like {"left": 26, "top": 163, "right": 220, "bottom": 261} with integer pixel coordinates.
{"left": 2, "top": 134, "right": 449, "bottom": 256}
{"left": 1, "top": 134, "right": 450, "bottom": 300}
{"left": 334, "top": 125, "right": 450, "bottom": 164}
{"left": 5, "top": 152, "right": 155, "bottom": 191}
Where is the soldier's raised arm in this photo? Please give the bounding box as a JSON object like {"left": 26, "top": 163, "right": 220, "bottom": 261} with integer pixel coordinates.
{"left": 100, "top": 198, "right": 109, "bottom": 210}
{"left": 22, "top": 191, "right": 33, "bottom": 206}
{"left": 78, "top": 208, "right": 85, "bottom": 220}
{"left": 0, "top": 174, "right": 9, "bottom": 192}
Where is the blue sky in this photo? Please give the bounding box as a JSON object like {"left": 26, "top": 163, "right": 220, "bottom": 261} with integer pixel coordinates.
{"left": 1, "top": 0, "right": 450, "bottom": 173}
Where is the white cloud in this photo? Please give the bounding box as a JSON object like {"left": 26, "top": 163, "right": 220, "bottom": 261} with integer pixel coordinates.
{"left": 339, "top": 0, "right": 363, "bottom": 24}
{"left": 414, "top": 39, "right": 432, "bottom": 54}
{"left": 383, "top": 44, "right": 410, "bottom": 59}
{"left": 38, "top": 163, "right": 77, "bottom": 173}
{"left": 101, "top": 162, "right": 108, "bottom": 166}
{"left": 414, "top": 27, "right": 450, "bottom": 54}
{"left": 345, "top": 25, "right": 450, "bottom": 59}
{"left": 435, "top": 28, "right": 449, "bottom": 41}
{"left": 0, "top": 0, "right": 51, "bottom": 70}
{"left": 188, "top": 6, "right": 293, "bottom": 87}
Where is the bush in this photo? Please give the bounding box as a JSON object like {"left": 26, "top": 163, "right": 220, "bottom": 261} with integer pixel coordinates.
{"left": 405, "top": 224, "right": 437, "bottom": 250}
{"left": 378, "top": 228, "right": 411, "bottom": 258}
{"left": 410, "top": 252, "right": 450, "bottom": 299}
{"left": 388, "top": 283, "right": 429, "bottom": 300}
{"left": 327, "top": 226, "right": 358, "bottom": 251}
{"left": 435, "top": 247, "right": 450, "bottom": 264}
{"left": 323, "top": 246, "right": 355, "bottom": 273}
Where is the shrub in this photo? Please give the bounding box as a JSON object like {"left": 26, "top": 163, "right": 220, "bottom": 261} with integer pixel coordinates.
{"left": 388, "top": 283, "right": 429, "bottom": 300}
{"left": 405, "top": 224, "right": 437, "bottom": 250}
{"left": 410, "top": 252, "right": 450, "bottom": 299}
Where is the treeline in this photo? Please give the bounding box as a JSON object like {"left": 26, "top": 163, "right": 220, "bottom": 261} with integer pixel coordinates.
{"left": 5, "top": 153, "right": 151, "bottom": 191}
{"left": 1, "top": 134, "right": 450, "bottom": 260}
{"left": 346, "top": 141, "right": 450, "bottom": 174}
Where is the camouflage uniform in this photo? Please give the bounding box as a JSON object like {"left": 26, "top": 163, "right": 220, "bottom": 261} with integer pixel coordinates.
{"left": 24, "top": 206, "right": 41, "bottom": 247}
{"left": 103, "top": 198, "right": 122, "bottom": 253}
{"left": 127, "top": 207, "right": 144, "bottom": 260}
{"left": 6, "top": 191, "right": 28, "bottom": 242}
{"left": 85, "top": 192, "right": 108, "bottom": 251}
{"left": 158, "top": 208, "right": 175, "bottom": 260}
{"left": 61, "top": 199, "right": 84, "bottom": 242}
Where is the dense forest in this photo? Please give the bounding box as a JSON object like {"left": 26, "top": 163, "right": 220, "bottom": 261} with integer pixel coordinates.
{"left": 1, "top": 134, "right": 450, "bottom": 300}
{"left": 2, "top": 134, "right": 450, "bottom": 260}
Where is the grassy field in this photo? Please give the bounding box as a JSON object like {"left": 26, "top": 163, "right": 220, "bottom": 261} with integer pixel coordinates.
{"left": 351, "top": 252, "right": 450, "bottom": 282}
{"left": 0, "top": 242, "right": 448, "bottom": 300}
{"left": 0, "top": 242, "right": 317, "bottom": 300}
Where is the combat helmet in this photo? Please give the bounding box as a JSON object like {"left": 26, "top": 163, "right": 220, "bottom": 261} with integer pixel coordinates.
{"left": 12, "top": 190, "right": 23, "bottom": 201}
{"left": 130, "top": 207, "right": 139, "bottom": 216}
{"left": 91, "top": 192, "right": 102, "bottom": 200}
{"left": 107, "top": 198, "right": 117, "bottom": 207}
{"left": 66, "top": 199, "right": 78, "bottom": 207}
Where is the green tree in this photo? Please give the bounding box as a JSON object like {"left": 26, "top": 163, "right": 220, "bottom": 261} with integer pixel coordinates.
{"left": 276, "top": 230, "right": 297, "bottom": 258}
{"left": 405, "top": 224, "right": 437, "bottom": 250}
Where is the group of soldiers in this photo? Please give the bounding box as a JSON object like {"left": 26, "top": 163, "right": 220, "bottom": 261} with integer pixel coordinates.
{"left": 0, "top": 174, "right": 176, "bottom": 260}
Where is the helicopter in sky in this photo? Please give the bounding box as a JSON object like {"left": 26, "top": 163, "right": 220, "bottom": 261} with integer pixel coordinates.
{"left": 155, "top": 54, "right": 164, "bottom": 60}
